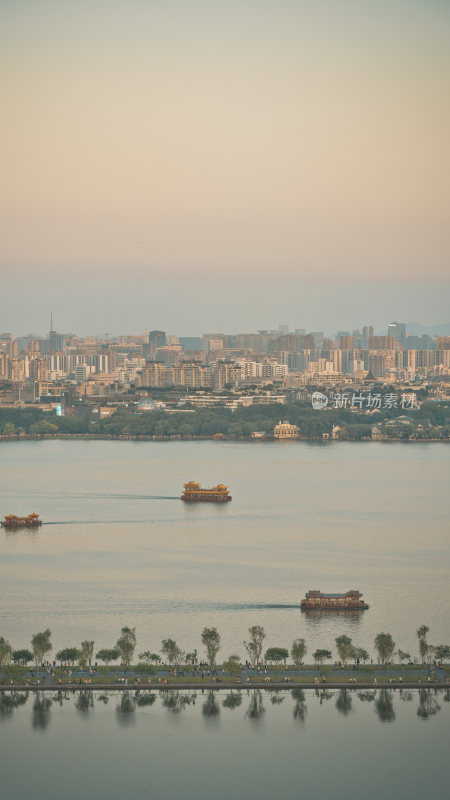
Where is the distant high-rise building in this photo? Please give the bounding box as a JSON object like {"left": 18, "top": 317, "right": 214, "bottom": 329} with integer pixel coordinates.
{"left": 388, "top": 322, "right": 406, "bottom": 346}
{"left": 148, "top": 330, "right": 166, "bottom": 352}
{"left": 309, "top": 332, "right": 324, "bottom": 347}
{"left": 369, "top": 336, "right": 395, "bottom": 350}
{"left": 352, "top": 329, "right": 363, "bottom": 348}
{"left": 179, "top": 337, "right": 204, "bottom": 351}
{"left": 362, "top": 326, "right": 374, "bottom": 348}
{"left": 339, "top": 335, "right": 354, "bottom": 350}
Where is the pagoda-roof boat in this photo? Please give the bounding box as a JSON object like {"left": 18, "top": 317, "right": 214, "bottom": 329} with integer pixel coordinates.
{"left": 1, "top": 513, "right": 42, "bottom": 529}
{"left": 300, "top": 589, "right": 369, "bottom": 611}
{"left": 181, "top": 481, "right": 232, "bottom": 502}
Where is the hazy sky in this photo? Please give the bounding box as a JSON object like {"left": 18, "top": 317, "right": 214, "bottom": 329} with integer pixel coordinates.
{"left": 1, "top": 0, "right": 449, "bottom": 336}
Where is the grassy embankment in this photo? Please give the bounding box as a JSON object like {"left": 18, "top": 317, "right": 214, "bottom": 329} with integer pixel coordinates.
{"left": 2, "top": 663, "right": 449, "bottom": 687}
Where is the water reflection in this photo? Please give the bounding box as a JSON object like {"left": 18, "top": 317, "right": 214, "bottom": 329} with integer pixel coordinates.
{"left": 0, "top": 688, "right": 447, "bottom": 729}
{"left": 374, "top": 690, "right": 395, "bottom": 723}
{"left": 245, "top": 689, "right": 265, "bottom": 721}
{"left": 335, "top": 689, "right": 353, "bottom": 716}
{"left": 0, "top": 691, "right": 29, "bottom": 719}
{"left": 202, "top": 690, "right": 221, "bottom": 720}
{"left": 357, "top": 690, "right": 376, "bottom": 702}
{"left": 135, "top": 692, "right": 157, "bottom": 707}
{"left": 32, "top": 693, "right": 52, "bottom": 730}
{"left": 222, "top": 692, "right": 242, "bottom": 709}
{"left": 116, "top": 692, "right": 136, "bottom": 726}
{"left": 76, "top": 691, "right": 94, "bottom": 714}
{"left": 161, "top": 690, "right": 196, "bottom": 714}
{"left": 316, "top": 689, "right": 333, "bottom": 704}
{"left": 292, "top": 689, "right": 307, "bottom": 723}
{"left": 417, "top": 689, "right": 441, "bottom": 720}
{"left": 270, "top": 692, "right": 284, "bottom": 705}
{"left": 303, "top": 609, "right": 364, "bottom": 623}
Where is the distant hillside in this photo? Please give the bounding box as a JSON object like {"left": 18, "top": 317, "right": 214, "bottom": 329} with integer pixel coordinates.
{"left": 405, "top": 322, "right": 450, "bottom": 337}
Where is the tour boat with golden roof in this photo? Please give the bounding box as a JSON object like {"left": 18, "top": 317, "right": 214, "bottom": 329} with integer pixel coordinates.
{"left": 301, "top": 589, "right": 369, "bottom": 611}
{"left": 181, "top": 481, "right": 232, "bottom": 502}
{"left": 1, "top": 513, "right": 42, "bottom": 529}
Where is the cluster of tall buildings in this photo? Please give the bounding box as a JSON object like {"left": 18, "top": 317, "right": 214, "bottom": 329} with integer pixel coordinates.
{"left": 0, "top": 322, "right": 449, "bottom": 405}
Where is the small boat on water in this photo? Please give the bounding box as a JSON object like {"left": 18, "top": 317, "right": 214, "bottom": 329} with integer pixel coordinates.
{"left": 181, "top": 481, "right": 232, "bottom": 502}
{"left": 1, "top": 513, "right": 42, "bottom": 529}
{"left": 300, "top": 589, "right": 369, "bottom": 611}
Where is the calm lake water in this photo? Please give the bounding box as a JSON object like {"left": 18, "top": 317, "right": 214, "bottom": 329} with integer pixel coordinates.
{"left": 1, "top": 440, "right": 449, "bottom": 658}
{"left": 1, "top": 688, "right": 448, "bottom": 800}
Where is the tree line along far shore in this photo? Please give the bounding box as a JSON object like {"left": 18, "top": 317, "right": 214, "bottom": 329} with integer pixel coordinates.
{"left": 1, "top": 625, "right": 449, "bottom": 674}
{"left": 1, "top": 400, "right": 449, "bottom": 440}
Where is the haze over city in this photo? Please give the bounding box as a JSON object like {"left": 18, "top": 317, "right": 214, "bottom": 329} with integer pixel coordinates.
{"left": 2, "top": 0, "right": 449, "bottom": 334}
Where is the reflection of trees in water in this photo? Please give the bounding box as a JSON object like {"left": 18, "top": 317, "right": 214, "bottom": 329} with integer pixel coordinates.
{"left": 246, "top": 690, "right": 265, "bottom": 721}
{"left": 32, "top": 693, "right": 52, "bottom": 730}
{"left": 135, "top": 692, "right": 157, "bottom": 707}
{"left": 161, "top": 691, "right": 195, "bottom": 714}
{"left": 0, "top": 692, "right": 29, "bottom": 719}
{"left": 222, "top": 692, "right": 242, "bottom": 709}
{"left": 443, "top": 689, "right": 450, "bottom": 703}
{"left": 52, "top": 691, "right": 70, "bottom": 706}
{"left": 116, "top": 691, "right": 136, "bottom": 726}
{"left": 97, "top": 694, "right": 109, "bottom": 704}
{"left": 357, "top": 691, "right": 376, "bottom": 702}
{"left": 374, "top": 690, "right": 395, "bottom": 723}
{"left": 270, "top": 692, "right": 285, "bottom": 705}
{"left": 399, "top": 690, "right": 414, "bottom": 702}
{"left": 335, "top": 689, "right": 353, "bottom": 716}
{"left": 75, "top": 691, "right": 94, "bottom": 713}
{"left": 417, "top": 689, "right": 441, "bottom": 720}
{"left": 291, "top": 689, "right": 307, "bottom": 722}
{"left": 315, "top": 689, "right": 333, "bottom": 704}
{"left": 202, "top": 690, "right": 221, "bottom": 719}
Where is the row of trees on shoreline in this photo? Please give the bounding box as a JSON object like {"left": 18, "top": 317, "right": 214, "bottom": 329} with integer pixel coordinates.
{"left": 1, "top": 400, "right": 449, "bottom": 440}
{"left": 1, "top": 624, "right": 448, "bottom": 672}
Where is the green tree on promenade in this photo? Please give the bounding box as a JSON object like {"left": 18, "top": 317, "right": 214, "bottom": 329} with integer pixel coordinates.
{"left": 222, "top": 654, "right": 241, "bottom": 676}
{"left": 433, "top": 645, "right": 450, "bottom": 662}
{"left": 335, "top": 635, "right": 354, "bottom": 668}
{"left": 31, "top": 629, "right": 52, "bottom": 667}
{"left": 116, "top": 627, "right": 136, "bottom": 668}
{"left": 161, "top": 638, "right": 184, "bottom": 669}
{"left": 313, "top": 649, "right": 332, "bottom": 668}
{"left": 201, "top": 627, "right": 221, "bottom": 669}
{"left": 3, "top": 422, "right": 15, "bottom": 435}
{"left": 56, "top": 648, "right": 80, "bottom": 665}
{"left": 353, "top": 647, "right": 369, "bottom": 665}
{"left": 0, "top": 637, "right": 13, "bottom": 667}
{"left": 244, "top": 625, "right": 266, "bottom": 668}
{"left": 79, "top": 641, "right": 95, "bottom": 667}
{"left": 138, "top": 651, "right": 161, "bottom": 666}
{"left": 95, "top": 648, "right": 120, "bottom": 666}
{"left": 417, "top": 625, "right": 430, "bottom": 664}
{"left": 291, "top": 638, "right": 307, "bottom": 672}
{"left": 264, "top": 647, "right": 289, "bottom": 664}
{"left": 397, "top": 649, "right": 411, "bottom": 666}
{"left": 185, "top": 650, "right": 197, "bottom": 665}
{"left": 374, "top": 632, "right": 396, "bottom": 672}
{"left": 12, "top": 649, "right": 33, "bottom": 665}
